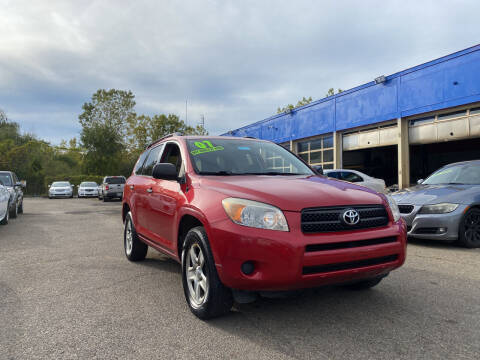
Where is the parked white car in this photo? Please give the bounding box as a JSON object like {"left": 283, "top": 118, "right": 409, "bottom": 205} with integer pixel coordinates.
{"left": 324, "top": 169, "right": 386, "bottom": 193}
{"left": 0, "top": 182, "right": 9, "bottom": 225}
{"left": 48, "top": 181, "right": 74, "bottom": 198}
{"left": 77, "top": 182, "right": 99, "bottom": 198}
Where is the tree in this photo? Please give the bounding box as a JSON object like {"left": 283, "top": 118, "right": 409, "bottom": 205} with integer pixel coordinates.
{"left": 325, "top": 88, "right": 343, "bottom": 97}
{"left": 79, "top": 89, "right": 136, "bottom": 175}
{"left": 126, "top": 113, "right": 208, "bottom": 152}
{"left": 277, "top": 96, "right": 313, "bottom": 114}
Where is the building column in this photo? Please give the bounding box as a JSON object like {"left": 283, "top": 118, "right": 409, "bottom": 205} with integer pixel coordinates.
{"left": 334, "top": 131, "right": 343, "bottom": 168}
{"left": 289, "top": 139, "right": 293, "bottom": 152}
{"left": 397, "top": 117, "right": 410, "bottom": 189}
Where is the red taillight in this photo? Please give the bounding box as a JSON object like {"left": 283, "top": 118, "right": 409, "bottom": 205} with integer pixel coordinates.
{"left": 105, "top": 185, "right": 109, "bottom": 190}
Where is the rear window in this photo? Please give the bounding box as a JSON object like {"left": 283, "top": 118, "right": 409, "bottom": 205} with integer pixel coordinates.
{"left": 105, "top": 177, "right": 126, "bottom": 184}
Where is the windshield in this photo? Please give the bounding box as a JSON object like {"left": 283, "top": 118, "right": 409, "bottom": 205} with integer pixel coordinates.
{"left": 423, "top": 163, "right": 480, "bottom": 185}
{"left": 80, "top": 182, "right": 98, "bottom": 187}
{"left": 52, "top": 182, "right": 71, "bottom": 187}
{"left": 105, "top": 177, "right": 126, "bottom": 184}
{"left": 186, "top": 138, "right": 314, "bottom": 176}
{"left": 0, "top": 173, "right": 12, "bottom": 186}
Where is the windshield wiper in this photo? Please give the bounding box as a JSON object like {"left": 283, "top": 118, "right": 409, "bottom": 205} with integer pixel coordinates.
{"left": 241, "top": 172, "right": 304, "bottom": 176}
{"left": 198, "top": 171, "right": 233, "bottom": 176}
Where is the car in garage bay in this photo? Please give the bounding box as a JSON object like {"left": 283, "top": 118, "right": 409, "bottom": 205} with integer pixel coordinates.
{"left": 122, "top": 134, "right": 407, "bottom": 319}
{"left": 392, "top": 160, "right": 480, "bottom": 248}
{"left": 323, "top": 169, "right": 386, "bottom": 193}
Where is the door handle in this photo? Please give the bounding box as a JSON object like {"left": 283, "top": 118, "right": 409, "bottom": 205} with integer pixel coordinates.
{"left": 130, "top": 185, "right": 134, "bottom": 190}
{"left": 146, "top": 188, "right": 153, "bottom": 193}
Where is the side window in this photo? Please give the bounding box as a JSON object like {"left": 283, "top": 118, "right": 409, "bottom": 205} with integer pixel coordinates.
{"left": 342, "top": 171, "right": 363, "bottom": 183}
{"left": 160, "top": 143, "right": 183, "bottom": 176}
{"left": 326, "top": 171, "right": 340, "bottom": 179}
{"left": 133, "top": 150, "right": 150, "bottom": 175}
{"left": 140, "top": 144, "right": 164, "bottom": 176}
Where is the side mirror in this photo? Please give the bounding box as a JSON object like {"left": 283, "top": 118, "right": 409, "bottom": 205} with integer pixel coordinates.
{"left": 152, "top": 163, "right": 177, "bottom": 180}
{"left": 417, "top": 179, "right": 424, "bottom": 184}
{"left": 312, "top": 165, "right": 323, "bottom": 175}
{"left": 48, "top": 184, "right": 51, "bottom": 188}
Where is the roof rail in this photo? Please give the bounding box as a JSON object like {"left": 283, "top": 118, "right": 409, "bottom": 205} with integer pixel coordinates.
{"left": 147, "top": 132, "right": 184, "bottom": 149}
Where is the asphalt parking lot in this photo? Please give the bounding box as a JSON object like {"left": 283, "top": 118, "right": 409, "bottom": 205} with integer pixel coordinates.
{"left": 1, "top": 198, "right": 479, "bottom": 360}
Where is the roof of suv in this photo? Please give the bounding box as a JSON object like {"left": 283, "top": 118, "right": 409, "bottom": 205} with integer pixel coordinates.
{"left": 147, "top": 134, "right": 266, "bottom": 149}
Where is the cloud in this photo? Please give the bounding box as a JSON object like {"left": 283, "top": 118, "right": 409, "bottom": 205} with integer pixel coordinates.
{"left": 0, "top": 0, "right": 479, "bottom": 143}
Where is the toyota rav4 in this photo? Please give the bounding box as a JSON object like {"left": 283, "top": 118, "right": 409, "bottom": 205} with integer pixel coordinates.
{"left": 122, "top": 134, "right": 406, "bottom": 319}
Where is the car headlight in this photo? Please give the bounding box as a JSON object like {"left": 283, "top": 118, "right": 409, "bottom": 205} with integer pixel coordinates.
{"left": 222, "top": 198, "right": 289, "bottom": 231}
{"left": 385, "top": 194, "right": 401, "bottom": 222}
{"left": 419, "top": 203, "right": 459, "bottom": 214}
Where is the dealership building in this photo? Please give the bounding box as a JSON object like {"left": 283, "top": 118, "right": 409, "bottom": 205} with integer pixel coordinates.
{"left": 224, "top": 45, "right": 480, "bottom": 189}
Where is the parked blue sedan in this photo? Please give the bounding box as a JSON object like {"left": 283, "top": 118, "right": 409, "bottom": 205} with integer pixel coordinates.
{"left": 392, "top": 160, "right": 480, "bottom": 248}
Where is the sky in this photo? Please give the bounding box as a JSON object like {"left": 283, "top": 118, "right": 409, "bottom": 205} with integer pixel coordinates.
{"left": 1, "top": 0, "right": 479, "bottom": 144}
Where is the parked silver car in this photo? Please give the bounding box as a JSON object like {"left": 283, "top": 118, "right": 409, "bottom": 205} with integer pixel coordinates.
{"left": 323, "top": 169, "right": 387, "bottom": 193}
{"left": 0, "top": 182, "right": 9, "bottom": 225}
{"left": 77, "top": 182, "right": 99, "bottom": 198}
{"left": 48, "top": 181, "right": 74, "bottom": 198}
{"left": 392, "top": 160, "right": 480, "bottom": 248}
{"left": 0, "top": 171, "right": 24, "bottom": 218}
{"left": 98, "top": 176, "right": 126, "bottom": 202}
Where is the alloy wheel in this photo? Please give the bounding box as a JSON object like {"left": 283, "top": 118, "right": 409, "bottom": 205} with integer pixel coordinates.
{"left": 125, "top": 218, "right": 133, "bottom": 255}
{"left": 185, "top": 243, "right": 209, "bottom": 307}
{"left": 463, "top": 210, "right": 480, "bottom": 245}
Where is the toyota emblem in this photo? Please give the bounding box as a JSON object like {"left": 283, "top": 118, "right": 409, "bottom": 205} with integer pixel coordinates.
{"left": 342, "top": 209, "right": 360, "bottom": 225}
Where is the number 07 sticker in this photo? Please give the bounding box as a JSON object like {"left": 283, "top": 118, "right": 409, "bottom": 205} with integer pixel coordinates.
{"left": 191, "top": 140, "right": 224, "bottom": 155}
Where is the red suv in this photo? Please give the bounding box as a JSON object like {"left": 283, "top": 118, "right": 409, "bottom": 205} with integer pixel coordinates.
{"left": 122, "top": 134, "right": 406, "bottom": 319}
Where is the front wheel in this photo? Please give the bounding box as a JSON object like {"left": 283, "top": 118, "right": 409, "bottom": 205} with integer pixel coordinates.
{"left": 458, "top": 208, "right": 480, "bottom": 248}
{"left": 124, "top": 212, "right": 147, "bottom": 261}
{"left": 10, "top": 201, "right": 18, "bottom": 219}
{"left": 18, "top": 200, "right": 23, "bottom": 214}
{"left": 181, "top": 227, "right": 233, "bottom": 319}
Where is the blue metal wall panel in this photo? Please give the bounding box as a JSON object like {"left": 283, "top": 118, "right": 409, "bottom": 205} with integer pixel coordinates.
{"left": 224, "top": 45, "right": 480, "bottom": 141}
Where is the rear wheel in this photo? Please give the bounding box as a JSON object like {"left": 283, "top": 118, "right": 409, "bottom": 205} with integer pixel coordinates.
{"left": 458, "top": 208, "right": 480, "bottom": 248}
{"left": 344, "top": 276, "right": 384, "bottom": 290}
{"left": 181, "top": 226, "right": 233, "bottom": 319}
{"left": 124, "top": 212, "right": 147, "bottom": 261}
{"left": 10, "top": 201, "right": 18, "bottom": 219}
{"left": 18, "top": 200, "right": 23, "bottom": 214}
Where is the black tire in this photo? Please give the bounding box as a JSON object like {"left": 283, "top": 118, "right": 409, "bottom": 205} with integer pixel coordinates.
{"left": 0, "top": 204, "right": 8, "bottom": 225}
{"left": 124, "top": 212, "right": 147, "bottom": 261}
{"left": 10, "top": 201, "right": 18, "bottom": 219}
{"left": 98, "top": 194, "right": 102, "bottom": 201}
{"left": 344, "top": 276, "right": 384, "bottom": 290}
{"left": 181, "top": 226, "right": 233, "bottom": 320}
{"left": 18, "top": 200, "right": 23, "bottom": 214}
{"left": 458, "top": 208, "right": 480, "bottom": 248}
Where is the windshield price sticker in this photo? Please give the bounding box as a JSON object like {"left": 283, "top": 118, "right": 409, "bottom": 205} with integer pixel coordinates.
{"left": 191, "top": 140, "right": 224, "bottom": 155}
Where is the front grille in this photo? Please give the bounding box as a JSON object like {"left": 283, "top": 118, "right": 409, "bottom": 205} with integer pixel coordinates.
{"left": 305, "top": 236, "right": 397, "bottom": 252}
{"left": 302, "top": 254, "right": 399, "bottom": 275}
{"left": 301, "top": 205, "right": 389, "bottom": 233}
{"left": 398, "top": 204, "right": 414, "bottom": 214}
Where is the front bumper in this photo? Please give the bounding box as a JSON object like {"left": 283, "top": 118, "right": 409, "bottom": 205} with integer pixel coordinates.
{"left": 399, "top": 204, "right": 468, "bottom": 241}
{"left": 209, "top": 212, "right": 406, "bottom": 292}
{"left": 49, "top": 192, "right": 73, "bottom": 198}
{"left": 79, "top": 191, "right": 98, "bottom": 197}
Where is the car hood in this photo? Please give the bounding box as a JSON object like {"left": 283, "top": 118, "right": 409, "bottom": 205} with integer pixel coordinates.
{"left": 80, "top": 187, "right": 97, "bottom": 190}
{"left": 199, "top": 175, "right": 384, "bottom": 212}
{"left": 391, "top": 184, "right": 480, "bottom": 205}
{"left": 51, "top": 187, "right": 72, "bottom": 191}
